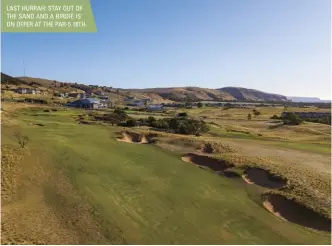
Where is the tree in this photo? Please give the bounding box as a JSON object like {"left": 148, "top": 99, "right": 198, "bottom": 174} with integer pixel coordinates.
{"left": 187, "top": 119, "right": 209, "bottom": 136}
{"left": 253, "top": 109, "right": 261, "bottom": 117}
{"left": 14, "top": 130, "right": 29, "bottom": 148}
{"left": 177, "top": 112, "right": 188, "bottom": 117}
{"left": 113, "top": 108, "right": 128, "bottom": 121}
{"left": 282, "top": 112, "right": 303, "bottom": 125}
{"left": 125, "top": 118, "right": 137, "bottom": 127}
{"left": 147, "top": 116, "right": 156, "bottom": 124}
{"left": 247, "top": 113, "right": 252, "bottom": 120}
{"left": 197, "top": 102, "right": 204, "bottom": 108}
{"left": 152, "top": 119, "right": 169, "bottom": 129}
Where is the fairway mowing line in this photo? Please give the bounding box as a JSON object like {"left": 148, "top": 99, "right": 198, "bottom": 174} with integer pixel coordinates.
{"left": 123, "top": 158, "right": 145, "bottom": 166}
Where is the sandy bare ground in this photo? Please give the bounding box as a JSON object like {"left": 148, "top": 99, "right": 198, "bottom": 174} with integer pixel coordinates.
{"left": 241, "top": 175, "right": 254, "bottom": 185}
{"left": 116, "top": 132, "right": 149, "bottom": 144}
{"left": 263, "top": 201, "right": 287, "bottom": 221}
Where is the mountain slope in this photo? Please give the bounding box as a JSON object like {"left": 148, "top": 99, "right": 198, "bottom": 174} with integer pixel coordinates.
{"left": 218, "top": 87, "right": 287, "bottom": 101}
{"left": 287, "top": 97, "right": 324, "bottom": 103}
{"left": 128, "top": 87, "right": 235, "bottom": 101}
{"left": 1, "top": 73, "right": 29, "bottom": 85}
{"left": 12, "top": 75, "right": 291, "bottom": 102}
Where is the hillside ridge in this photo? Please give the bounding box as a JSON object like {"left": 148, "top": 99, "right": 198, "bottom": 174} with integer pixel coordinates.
{"left": 1, "top": 73, "right": 289, "bottom": 102}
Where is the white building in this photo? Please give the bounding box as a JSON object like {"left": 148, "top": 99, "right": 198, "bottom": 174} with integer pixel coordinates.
{"left": 147, "top": 104, "right": 164, "bottom": 111}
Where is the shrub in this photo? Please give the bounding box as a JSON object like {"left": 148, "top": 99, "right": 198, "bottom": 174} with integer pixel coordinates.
{"left": 51, "top": 108, "right": 58, "bottom": 112}
{"left": 152, "top": 119, "right": 169, "bottom": 129}
{"left": 178, "top": 112, "right": 188, "bottom": 117}
{"left": 151, "top": 118, "right": 209, "bottom": 136}
{"left": 13, "top": 129, "right": 29, "bottom": 148}
{"left": 197, "top": 102, "right": 204, "bottom": 108}
{"left": 44, "top": 109, "right": 50, "bottom": 112}
{"left": 270, "top": 115, "right": 280, "bottom": 119}
{"left": 147, "top": 116, "right": 156, "bottom": 124}
{"left": 282, "top": 112, "right": 303, "bottom": 125}
{"left": 303, "top": 117, "right": 331, "bottom": 125}
{"left": 252, "top": 109, "right": 261, "bottom": 117}
{"left": 94, "top": 109, "right": 129, "bottom": 125}
{"left": 124, "top": 118, "right": 137, "bottom": 127}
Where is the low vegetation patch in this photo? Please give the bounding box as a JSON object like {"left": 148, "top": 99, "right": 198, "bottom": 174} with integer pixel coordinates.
{"left": 282, "top": 112, "right": 303, "bottom": 125}
{"left": 302, "top": 117, "right": 331, "bottom": 125}
{"left": 93, "top": 109, "right": 210, "bottom": 136}
{"left": 199, "top": 142, "right": 235, "bottom": 153}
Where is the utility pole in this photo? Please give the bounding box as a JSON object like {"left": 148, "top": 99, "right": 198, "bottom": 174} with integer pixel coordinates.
{"left": 22, "top": 59, "right": 26, "bottom": 77}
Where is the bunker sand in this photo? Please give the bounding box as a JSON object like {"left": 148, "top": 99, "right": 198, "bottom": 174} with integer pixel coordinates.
{"left": 263, "top": 194, "right": 331, "bottom": 232}
{"left": 241, "top": 168, "right": 286, "bottom": 189}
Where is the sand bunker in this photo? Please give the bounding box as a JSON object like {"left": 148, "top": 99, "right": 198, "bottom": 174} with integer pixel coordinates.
{"left": 181, "top": 153, "right": 233, "bottom": 172}
{"left": 263, "top": 194, "right": 331, "bottom": 232}
{"left": 241, "top": 168, "right": 286, "bottom": 189}
{"left": 116, "top": 132, "right": 156, "bottom": 144}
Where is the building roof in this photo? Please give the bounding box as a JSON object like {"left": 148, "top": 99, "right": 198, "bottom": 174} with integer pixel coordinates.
{"left": 85, "top": 98, "right": 100, "bottom": 103}
{"left": 70, "top": 98, "right": 101, "bottom": 105}
{"left": 147, "top": 104, "right": 163, "bottom": 108}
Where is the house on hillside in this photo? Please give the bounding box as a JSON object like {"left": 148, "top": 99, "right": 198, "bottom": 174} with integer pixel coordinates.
{"left": 68, "top": 92, "right": 86, "bottom": 99}
{"left": 95, "top": 91, "right": 105, "bottom": 96}
{"left": 14, "top": 88, "right": 27, "bottom": 94}
{"left": 65, "top": 98, "right": 102, "bottom": 109}
{"left": 54, "top": 92, "right": 68, "bottom": 98}
{"left": 147, "top": 104, "right": 164, "bottom": 111}
{"left": 141, "top": 98, "right": 152, "bottom": 104}
{"left": 98, "top": 95, "right": 109, "bottom": 100}
{"left": 125, "top": 99, "right": 145, "bottom": 107}
{"left": 14, "top": 88, "right": 40, "bottom": 94}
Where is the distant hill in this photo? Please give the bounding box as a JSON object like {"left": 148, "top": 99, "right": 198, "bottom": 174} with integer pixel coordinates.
{"left": 8, "top": 75, "right": 293, "bottom": 102}
{"left": 127, "top": 87, "right": 235, "bottom": 102}
{"left": 17, "top": 76, "right": 66, "bottom": 88}
{"left": 1, "top": 73, "right": 29, "bottom": 85}
{"left": 287, "top": 96, "right": 329, "bottom": 103}
{"left": 218, "top": 87, "right": 288, "bottom": 101}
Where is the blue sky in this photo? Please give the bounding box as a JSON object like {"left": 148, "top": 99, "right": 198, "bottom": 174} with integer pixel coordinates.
{"left": 1, "top": 0, "right": 331, "bottom": 99}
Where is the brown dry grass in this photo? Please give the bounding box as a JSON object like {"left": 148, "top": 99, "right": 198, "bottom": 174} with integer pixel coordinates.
{"left": 1, "top": 145, "right": 124, "bottom": 244}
